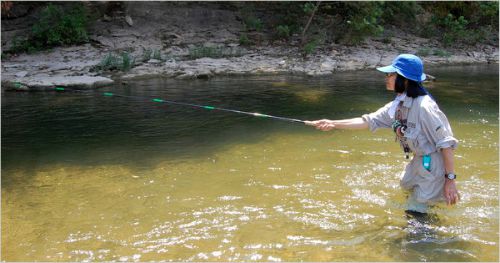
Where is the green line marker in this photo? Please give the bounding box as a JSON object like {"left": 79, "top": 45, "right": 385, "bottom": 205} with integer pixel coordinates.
{"left": 103, "top": 92, "right": 114, "bottom": 96}
{"left": 55, "top": 87, "right": 65, "bottom": 91}
{"left": 254, "top": 113, "right": 269, "bottom": 118}
{"left": 152, "top": 98, "right": 164, "bottom": 103}
{"left": 203, "top": 106, "right": 215, "bottom": 110}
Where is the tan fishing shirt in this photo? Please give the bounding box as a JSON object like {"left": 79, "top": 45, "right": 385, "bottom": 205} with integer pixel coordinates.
{"left": 362, "top": 95, "right": 458, "bottom": 204}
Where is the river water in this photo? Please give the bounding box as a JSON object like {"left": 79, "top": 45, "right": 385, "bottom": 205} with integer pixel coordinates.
{"left": 2, "top": 65, "right": 498, "bottom": 261}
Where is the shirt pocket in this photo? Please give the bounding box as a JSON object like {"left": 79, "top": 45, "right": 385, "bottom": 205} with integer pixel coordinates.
{"left": 416, "top": 157, "right": 437, "bottom": 178}
{"left": 416, "top": 152, "right": 444, "bottom": 179}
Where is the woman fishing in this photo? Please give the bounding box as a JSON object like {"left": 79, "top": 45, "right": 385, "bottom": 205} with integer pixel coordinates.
{"left": 305, "top": 54, "right": 460, "bottom": 214}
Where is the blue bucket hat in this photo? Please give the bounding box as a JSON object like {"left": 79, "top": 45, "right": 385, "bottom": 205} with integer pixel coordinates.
{"left": 377, "top": 54, "right": 426, "bottom": 82}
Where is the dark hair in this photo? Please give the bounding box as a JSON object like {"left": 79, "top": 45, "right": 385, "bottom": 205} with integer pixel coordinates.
{"left": 394, "top": 74, "right": 428, "bottom": 98}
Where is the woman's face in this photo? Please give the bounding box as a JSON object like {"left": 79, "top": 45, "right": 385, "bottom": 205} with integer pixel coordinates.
{"left": 385, "top": 73, "right": 396, "bottom": 91}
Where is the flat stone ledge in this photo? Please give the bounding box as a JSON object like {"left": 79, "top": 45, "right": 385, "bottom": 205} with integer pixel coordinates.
{"left": 2, "top": 76, "right": 114, "bottom": 91}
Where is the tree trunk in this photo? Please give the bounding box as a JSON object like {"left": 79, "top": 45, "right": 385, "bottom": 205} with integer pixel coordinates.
{"left": 301, "top": 1, "right": 321, "bottom": 46}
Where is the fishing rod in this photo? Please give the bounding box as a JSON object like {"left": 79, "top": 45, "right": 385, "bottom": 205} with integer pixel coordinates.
{"left": 54, "top": 87, "right": 306, "bottom": 124}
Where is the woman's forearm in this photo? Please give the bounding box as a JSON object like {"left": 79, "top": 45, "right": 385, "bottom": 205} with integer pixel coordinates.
{"left": 441, "top": 147, "right": 455, "bottom": 174}
{"left": 305, "top": 117, "right": 368, "bottom": 131}
{"left": 442, "top": 147, "right": 460, "bottom": 205}
{"left": 331, "top": 117, "right": 369, "bottom": 130}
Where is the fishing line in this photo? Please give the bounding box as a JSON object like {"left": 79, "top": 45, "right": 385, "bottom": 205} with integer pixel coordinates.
{"left": 53, "top": 87, "right": 305, "bottom": 124}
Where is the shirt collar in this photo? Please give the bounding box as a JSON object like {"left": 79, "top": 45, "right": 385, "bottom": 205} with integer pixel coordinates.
{"left": 388, "top": 93, "right": 406, "bottom": 119}
{"left": 388, "top": 93, "right": 415, "bottom": 119}
{"left": 402, "top": 94, "right": 413, "bottom": 108}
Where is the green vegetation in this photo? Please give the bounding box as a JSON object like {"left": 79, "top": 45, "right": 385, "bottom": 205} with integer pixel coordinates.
{"left": 11, "top": 3, "right": 89, "bottom": 53}
{"left": 416, "top": 48, "right": 451, "bottom": 57}
{"left": 94, "top": 53, "right": 120, "bottom": 72}
{"left": 433, "top": 49, "right": 451, "bottom": 57}
{"left": 418, "top": 2, "right": 498, "bottom": 46}
{"left": 92, "top": 52, "right": 136, "bottom": 72}
{"left": 7, "top": 1, "right": 498, "bottom": 55}
{"left": 152, "top": 49, "right": 162, "bottom": 61}
{"left": 302, "top": 40, "right": 318, "bottom": 57}
{"left": 141, "top": 48, "right": 153, "bottom": 62}
{"left": 338, "top": 2, "right": 385, "bottom": 45}
{"left": 243, "top": 1, "right": 497, "bottom": 47}
{"left": 239, "top": 33, "right": 251, "bottom": 46}
{"left": 240, "top": 5, "right": 263, "bottom": 32}
{"left": 244, "top": 16, "right": 263, "bottom": 32}
{"left": 188, "top": 45, "right": 244, "bottom": 59}
{"left": 141, "top": 48, "right": 164, "bottom": 62}
{"left": 120, "top": 52, "right": 135, "bottom": 71}
{"left": 276, "top": 25, "right": 291, "bottom": 40}
{"left": 416, "top": 47, "right": 432, "bottom": 57}
{"left": 189, "top": 46, "right": 223, "bottom": 59}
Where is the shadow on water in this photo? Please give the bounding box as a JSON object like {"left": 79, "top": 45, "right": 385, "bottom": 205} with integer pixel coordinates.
{"left": 1, "top": 73, "right": 391, "bottom": 177}
{"left": 389, "top": 211, "right": 479, "bottom": 261}
{"left": 2, "top": 65, "right": 498, "bottom": 183}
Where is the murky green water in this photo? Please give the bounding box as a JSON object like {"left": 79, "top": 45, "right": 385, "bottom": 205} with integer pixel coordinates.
{"left": 2, "top": 65, "right": 498, "bottom": 261}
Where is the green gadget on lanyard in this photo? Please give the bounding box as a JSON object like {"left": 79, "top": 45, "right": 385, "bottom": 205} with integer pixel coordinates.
{"left": 423, "top": 155, "right": 431, "bottom": 171}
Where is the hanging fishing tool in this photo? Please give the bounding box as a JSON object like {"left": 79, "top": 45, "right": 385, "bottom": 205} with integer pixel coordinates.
{"left": 54, "top": 87, "right": 306, "bottom": 124}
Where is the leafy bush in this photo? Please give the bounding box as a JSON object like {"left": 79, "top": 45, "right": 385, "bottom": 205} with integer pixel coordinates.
{"left": 302, "top": 2, "right": 316, "bottom": 15}
{"left": 320, "top": 2, "right": 384, "bottom": 45}
{"left": 273, "top": 2, "right": 304, "bottom": 36}
{"left": 120, "top": 52, "right": 135, "bottom": 71}
{"left": 421, "top": 1, "right": 498, "bottom": 46}
{"left": 96, "top": 53, "right": 120, "bottom": 71}
{"left": 243, "top": 15, "right": 263, "bottom": 32}
{"left": 478, "top": 2, "right": 499, "bottom": 28}
{"left": 141, "top": 48, "right": 152, "bottom": 62}
{"left": 188, "top": 45, "right": 244, "bottom": 59}
{"left": 11, "top": 37, "right": 36, "bottom": 53}
{"left": 436, "top": 13, "right": 469, "bottom": 46}
{"left": 93, "top": 52, "right": 135, "bottom": 72}
{"left": 152, "top": 49, "right": 162, "bottom": 60}
{"left": 239, "top": 33, "right": 252, "bottom": 46}
{"left": 11, "top": 3, "right": 89, "bottom": 53}
{"left": 432, "top": 49, "right": 451, "bottom": 57}
{"left": 189, "top": 46, "right": 223, "bottom": 59}
{"left": 140, "top": 48, "right": 163, "bottom": 62}
{"left": 416, "top": 47, "right": 432, "bottom": 57}
{"left": 347, "top": 17, "right": 384, "bottom": 45}
{"left": 276, "top": 25, "right": 291, "bottom": 40}
{"left": 302, "top": 40, "right": 318, "bottom": 56}
{"left": 381, "top": 1, "right": 422, "bottom": 28}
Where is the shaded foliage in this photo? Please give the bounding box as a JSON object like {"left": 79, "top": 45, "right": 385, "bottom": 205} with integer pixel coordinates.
{"left": 260, "top": 1, "right": 498, "bottom": 46}
{"left": 11, "top": 3, "right": 89, "bottom": 53}
{"left": 7, "top": 1, "right": 498, "bottom": 55}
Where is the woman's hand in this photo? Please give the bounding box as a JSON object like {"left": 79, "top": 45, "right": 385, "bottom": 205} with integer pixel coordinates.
{"left": 305, "top": 119, "right": 336, "bottom": 131}
{"left": 444, "top": 178, "right": 460, "bottom": 205}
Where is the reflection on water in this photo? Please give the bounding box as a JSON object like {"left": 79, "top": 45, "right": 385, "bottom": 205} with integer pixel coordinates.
{"left": 2, "top": 65, "right": 498, "bottom": 261}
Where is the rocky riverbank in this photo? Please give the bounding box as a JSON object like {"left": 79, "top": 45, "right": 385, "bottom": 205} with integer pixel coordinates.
{"left": 1, "top": 2, "right": 498, "bottom": 91}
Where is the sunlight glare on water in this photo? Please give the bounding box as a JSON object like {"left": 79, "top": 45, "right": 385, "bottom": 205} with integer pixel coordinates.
{"left": 2, "top": 65, "right": 498, "bottom": 261}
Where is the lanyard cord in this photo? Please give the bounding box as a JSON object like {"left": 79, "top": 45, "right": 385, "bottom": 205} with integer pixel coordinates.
{"left": 396, "top": 102, "right": 411, "bottom": 159}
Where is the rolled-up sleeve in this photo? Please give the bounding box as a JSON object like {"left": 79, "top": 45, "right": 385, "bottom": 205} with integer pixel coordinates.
{"left": 362, "top": 102, "right": 393, "bottom": 132}
{"left": 420, "top": 102, "right": 458, "bottom": 150}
